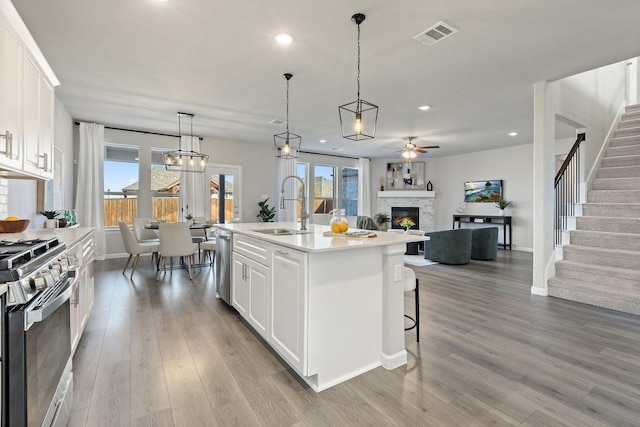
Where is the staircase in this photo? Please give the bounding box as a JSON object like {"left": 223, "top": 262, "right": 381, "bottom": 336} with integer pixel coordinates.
{"left": 548, "top": 104, "right": 640, "bottom": 315}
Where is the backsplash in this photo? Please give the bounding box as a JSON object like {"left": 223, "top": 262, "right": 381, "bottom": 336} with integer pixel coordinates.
{"left": 0, "top": 178, "right": 7, "bottom": 219}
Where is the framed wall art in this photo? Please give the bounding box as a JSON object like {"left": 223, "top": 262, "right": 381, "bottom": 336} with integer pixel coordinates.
{"left": 463, "top": 179, "right": 503, "bottom": 202}
{"left": 386, "top": 162, "right": 425, "bottom": 190}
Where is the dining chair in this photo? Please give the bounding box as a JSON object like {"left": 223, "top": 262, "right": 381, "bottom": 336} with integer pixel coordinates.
{"left": 200, "top": 238, "right": 217, "bottom": 267}
{"left": 403, "top": 266, "right": 419, "bottom": 342}
{"left": 156, "top": 222, "right": 198, "bottom": 281}
{"left": 119, "top": 221, "right": 159, "bottom": 279}
{"left": 132, "top": 218, "right": 160, "bottom": 243}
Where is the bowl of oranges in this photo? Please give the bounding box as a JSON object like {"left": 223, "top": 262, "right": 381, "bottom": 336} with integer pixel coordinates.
{"left": 0, "top": 216, "right": 30, "bottom": 233}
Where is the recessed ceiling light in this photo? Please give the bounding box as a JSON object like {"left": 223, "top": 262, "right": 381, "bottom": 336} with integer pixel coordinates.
{"left": 418, "top": 105, "right": 431, "bottom": 111}
{"left": 274, "top": 33, "right": 294, "bottom": 45}
{"left": 319, "top": 139, "right": 327, "bottom": 143}
{"left": 509, "top": 132, "right": 518, "bottom": 136}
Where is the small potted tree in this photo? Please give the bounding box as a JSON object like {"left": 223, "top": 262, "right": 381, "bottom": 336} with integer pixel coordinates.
{"left": 257, "top": 198, "right": 276, "bottom": 222}
{"left": 374, "top": 212, "right": 391, "bottom": 231}
{"left": 41, "top": 210, "right": 59, "bottom": 228}
{"left": 494, "top": 199, "right": 512, "bottom": 216}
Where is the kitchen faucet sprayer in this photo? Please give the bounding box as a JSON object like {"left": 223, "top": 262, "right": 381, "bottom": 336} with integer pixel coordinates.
{"left": 280, "top": 175, "right": 308, "bottom": 230}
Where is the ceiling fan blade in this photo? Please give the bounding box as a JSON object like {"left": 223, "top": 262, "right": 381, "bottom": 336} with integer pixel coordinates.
{"left": 415, "top": 149, "right": 427, "bottom": 153}
{"left": 416, "top": 145, "right": 440, "bottom": 149}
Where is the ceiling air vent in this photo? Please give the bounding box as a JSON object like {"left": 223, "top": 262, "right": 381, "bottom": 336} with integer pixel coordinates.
{"left": 269, "top": 119, "right": 286, "bottom": 125}
{"left": 413, "top": 21, "right": 457, "bottom": 46}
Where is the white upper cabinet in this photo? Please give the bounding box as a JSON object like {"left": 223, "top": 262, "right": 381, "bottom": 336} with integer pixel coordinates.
{"left": 0, "top": 1, "right": 57, "bottom": 179}
{"left": 0, "top": 12, "right": 23, "bottom": 171}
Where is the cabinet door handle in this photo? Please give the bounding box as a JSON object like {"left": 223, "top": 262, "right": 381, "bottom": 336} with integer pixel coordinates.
{"left": 38, "top": 152, "right": 48, "bottom": 171}
{"left": 275, "top": 250, "right": 289, "bottom": 256}
{"left": 0, "top": 131, "right": 12, "bottom": 158}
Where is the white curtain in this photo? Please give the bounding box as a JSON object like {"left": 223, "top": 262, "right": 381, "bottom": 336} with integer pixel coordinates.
{"left": 179, "top": 136, "right": 206, "bottom": 220}
{"left": 358, "top": 157, "right": 371, "bottom": 216}
{"left": 76, "top": 122, "right": 106, "bottom": 258}
{"left": 277, "top": 158, "right": 297, "bottom": 222}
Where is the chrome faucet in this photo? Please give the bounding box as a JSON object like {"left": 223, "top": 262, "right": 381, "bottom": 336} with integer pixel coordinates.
{"left": 280, "top": 175, "right": 308, "bottom": 230}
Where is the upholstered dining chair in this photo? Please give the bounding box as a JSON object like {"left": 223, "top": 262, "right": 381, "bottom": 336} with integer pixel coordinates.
{"left": 156, "top": 222, "right": 198, "bottom": 281}
{"left": 199, "top": 238, "right": 217, "bottom": 267}
{"left": 119, "top": 221, "right": 159, "bottom": 279}
{"left": 403, "top": 266, "right": 420, "bottom": 342}
{"left": 132, "top": 218, "right": 159, "bottom": 243}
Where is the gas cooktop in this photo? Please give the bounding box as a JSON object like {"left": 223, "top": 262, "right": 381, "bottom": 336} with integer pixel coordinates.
{"left": 0, "top": 237, "right": 62, "bottom": 281}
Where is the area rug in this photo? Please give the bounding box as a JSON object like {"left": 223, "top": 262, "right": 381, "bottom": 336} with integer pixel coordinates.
{"left": 404, "top": 255, "right": 438, "bottom": 267}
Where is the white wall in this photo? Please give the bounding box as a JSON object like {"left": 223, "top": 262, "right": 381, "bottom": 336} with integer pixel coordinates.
{"left": 371, "top": 143, "right": 534, "bottom": 250}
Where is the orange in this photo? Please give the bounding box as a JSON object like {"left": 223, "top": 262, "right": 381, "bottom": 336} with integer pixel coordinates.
{"left": 339, "top": 221, "right": 348, "bottom": 232}
{"left": 5, "top": 216, "right": 18, "bottom": 221}
{"left": 331, "top": 222, "right": 341, "bottom": 233}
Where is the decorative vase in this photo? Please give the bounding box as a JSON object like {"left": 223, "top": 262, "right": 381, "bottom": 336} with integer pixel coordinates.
{"left": 426, "top": 181, "right": 433, "bottom": 191}
{"left": 186, "top": 219, "right": 193, "bottom": 226}
{"left": 499, "top": 209, "right": 505, "bottom": 216}
{"left": 45, "top": 219, "right": 57, "bottom": 228}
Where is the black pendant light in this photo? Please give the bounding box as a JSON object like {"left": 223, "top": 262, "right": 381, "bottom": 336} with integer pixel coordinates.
{"left": 339, "top": 13, "right": 378, "bottom": 141}
{"left": 274, "top": 73, "right": 301, "bottom": 159}
{"left": 163, "top": 112, "right": 209, "bottom": 173}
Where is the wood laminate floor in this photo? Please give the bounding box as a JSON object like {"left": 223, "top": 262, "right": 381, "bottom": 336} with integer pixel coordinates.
{"left": 69, "top": 251, "right": 640, "bottom": 426}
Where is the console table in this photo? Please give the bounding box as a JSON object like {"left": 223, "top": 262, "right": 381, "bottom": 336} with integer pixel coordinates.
{"left": 452, "top": 215, "right": 512, "bottom": 250}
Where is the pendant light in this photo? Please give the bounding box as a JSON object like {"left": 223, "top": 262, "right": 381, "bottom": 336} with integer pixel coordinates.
{"left": 274, "top": 73, "right": 301, "bottom": 159}
{"left": 163, "top": 112, "right": 209, "bottom": 173}
{"left": 339, "top": 13, "right": 378, "bottom": 141}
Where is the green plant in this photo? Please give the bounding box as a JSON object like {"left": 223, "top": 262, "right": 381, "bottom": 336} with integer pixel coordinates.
{"left": 400, "top": 218, "right": 415, "bottom": 230}
{"left": 374, "top": 212, "right": 390, "bottom": 226}
{"left": 494, "top": 199, "right": 512, "bottom": 210}
{"left": 185, "top": 214, "right": 193, "bottom": 220}
{"left": 257, "top": 198, "right": 276, "bottom": 222}
{"left": 40, "top": 210, "right": 59, "bottom": 219}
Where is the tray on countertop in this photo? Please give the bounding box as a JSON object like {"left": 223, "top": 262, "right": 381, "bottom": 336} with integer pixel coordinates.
{"left": 322, "top": 230, "right": 377, "bottom": 239}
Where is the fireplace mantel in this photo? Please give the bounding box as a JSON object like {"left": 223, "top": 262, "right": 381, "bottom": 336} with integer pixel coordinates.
{"left": 377, "top": 191, "right": 435, "bottom": 198}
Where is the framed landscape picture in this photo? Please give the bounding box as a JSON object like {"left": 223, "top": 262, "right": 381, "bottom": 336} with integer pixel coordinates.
{"left": 464, "top": 179, "right": 503, "bottom": 202}
{"left": 386, "top": 162, "right": 425, "bottom": 190}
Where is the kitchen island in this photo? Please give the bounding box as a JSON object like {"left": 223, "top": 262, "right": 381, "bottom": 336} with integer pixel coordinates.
{"left": 217, "top": 222, "right": 425, "bottom": 391}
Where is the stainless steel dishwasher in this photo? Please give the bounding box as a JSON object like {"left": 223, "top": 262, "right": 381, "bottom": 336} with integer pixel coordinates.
{"left": 215, "top": 229, "right": 232, "bottom": 304}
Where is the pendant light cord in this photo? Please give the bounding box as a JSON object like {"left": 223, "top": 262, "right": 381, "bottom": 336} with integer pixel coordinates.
{"left": 286, "top": 78, "right": 290, "bottom": 134}
{"left": 356, "top": 22, "right": 361, "bottom": 101}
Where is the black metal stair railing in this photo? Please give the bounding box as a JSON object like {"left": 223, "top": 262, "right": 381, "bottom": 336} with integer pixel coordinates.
{"left": 554, "top": 133, "right": 586, "bottom": 246}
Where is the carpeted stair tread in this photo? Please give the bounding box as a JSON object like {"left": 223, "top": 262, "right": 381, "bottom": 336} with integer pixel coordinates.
{"left": 613, "top": 127, "right": 640, "bottom": 138}
{"left": 582, "top": 203, "right": 640, "bottom": 218}
{"left": 592, "top": 177, "right": 640, "bottom": 190}
{"left": 610, "top": 134, "right": 640, "bottom": 147}
{"left": 618, "top": 118, "right": 640, "bottom": 129}
{"left": 597, "top": 165, "right": 640, "bottom": 178}
{"left": 602, "top": 154, "right": 640, "bottom": 168}
{"left": 575, "top": 216, "right": 640, "bottom": 234}
{"left": 587, "top": 189, "right": 640, "bottom": 203}
{"left": 562, "top": 245, "right": 640, "bottom": 271}
{"left": 569, "top": 229, "right": 640, "bottom": 251}
{"left": 607, "top": 144, "right": 640, "bottom": 157}
{"left": 548, "top": 277, "right": 640, "bottom": 315}
{"left": 555, "top": 260, "right": 640, "bottom": 288}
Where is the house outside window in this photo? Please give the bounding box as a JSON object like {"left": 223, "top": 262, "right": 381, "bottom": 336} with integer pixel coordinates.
{"left": 313, "top": 165, "right": 334, "bottom": 214}
{"left": 341, "top": 167, "right": 358, "bottom": 216}
{"left": 150, "top": 149, "right": 180, "bottom": 222}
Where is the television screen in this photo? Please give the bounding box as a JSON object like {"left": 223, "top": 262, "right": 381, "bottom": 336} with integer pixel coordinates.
{"left": 464, "top": 180, "right": 502, "bottom": 202}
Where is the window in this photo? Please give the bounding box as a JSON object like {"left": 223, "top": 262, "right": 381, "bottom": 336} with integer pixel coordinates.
{"left": 103, "top": 145, "right": 139, "bottom": 226}
{"left": 150, "top": 149, "right": 180, "bottom": 222}
{"left": 341, "top": 167, "right": 358, "bottom": 216}
{"left": 313, "top": 165, "right": 334, "bottom": 214}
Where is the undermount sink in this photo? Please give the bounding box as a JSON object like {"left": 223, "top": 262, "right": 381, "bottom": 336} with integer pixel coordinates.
{"left": 251, "top": 228, "right": 310, "bottom": 235}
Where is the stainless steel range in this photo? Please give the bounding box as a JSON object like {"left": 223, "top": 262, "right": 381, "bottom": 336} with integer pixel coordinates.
{"left": 1, "top": 237, "right": 77, "bottom": 427}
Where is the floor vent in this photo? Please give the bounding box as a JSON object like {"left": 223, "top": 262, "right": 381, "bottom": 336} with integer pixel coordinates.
{"left": 413, "top": 21, "right": 458, "bottom": 46}
{"left": 269, "top": 119, "right": 286, "bottom": 125}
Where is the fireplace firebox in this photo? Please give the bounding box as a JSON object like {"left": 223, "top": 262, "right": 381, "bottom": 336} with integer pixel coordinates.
{"left": 391, "top": 207, "right": 419, "bottom": 230}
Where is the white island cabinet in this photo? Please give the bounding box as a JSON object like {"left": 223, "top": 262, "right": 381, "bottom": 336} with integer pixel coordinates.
{"left": 223, "top": 222, "right": 425, "bottom": 392}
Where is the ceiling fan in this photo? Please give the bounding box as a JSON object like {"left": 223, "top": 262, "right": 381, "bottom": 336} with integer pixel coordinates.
{"left": 400, "top": 136, "right": 440, "bottom": 159}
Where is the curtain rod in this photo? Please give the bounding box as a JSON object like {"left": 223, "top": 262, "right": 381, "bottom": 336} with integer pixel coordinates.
{"left": 74, "top": 121, "right": 203, "bottom": 140}
{"left": 298, "top": 149, "right": 365, "bottom": 160}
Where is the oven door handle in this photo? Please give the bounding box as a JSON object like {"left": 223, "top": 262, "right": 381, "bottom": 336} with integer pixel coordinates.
{"left": 26, "top": 276, "right": 78, "bottom": 329}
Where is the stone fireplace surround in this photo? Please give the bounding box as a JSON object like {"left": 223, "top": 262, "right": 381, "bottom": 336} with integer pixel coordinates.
{"left": 376, "top": 190, "right": 435, "bottom": 232}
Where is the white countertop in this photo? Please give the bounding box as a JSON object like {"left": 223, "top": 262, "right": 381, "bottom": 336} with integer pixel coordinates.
{"left": 0, "top": 227, "right": 95, "bottom": 248}
{"left": 217, "top": 222, "right": 425, "bottom": 253}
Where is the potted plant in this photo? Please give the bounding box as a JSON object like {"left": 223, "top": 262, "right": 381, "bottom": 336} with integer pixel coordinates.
{"left": 374, "top": 212, "right": 391, "bottom": 231}
{"left": 257, "top": 198, "right": 276, "bottom": 222}
{"left": 40, "top": 210, "right": 59, "bottom": 228}
{"left": 494, "top": 199, "right": 512, "bottom": 216}
{"left": 400, "top": 218, "right": 415, "bottom": 233}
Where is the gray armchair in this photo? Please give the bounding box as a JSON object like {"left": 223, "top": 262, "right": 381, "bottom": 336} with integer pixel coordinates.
{"left": 471, "top": 227, "right": 498, "bottom": 260}
{"left": 424, "top": 229, "right": 472, "bottom": 264}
